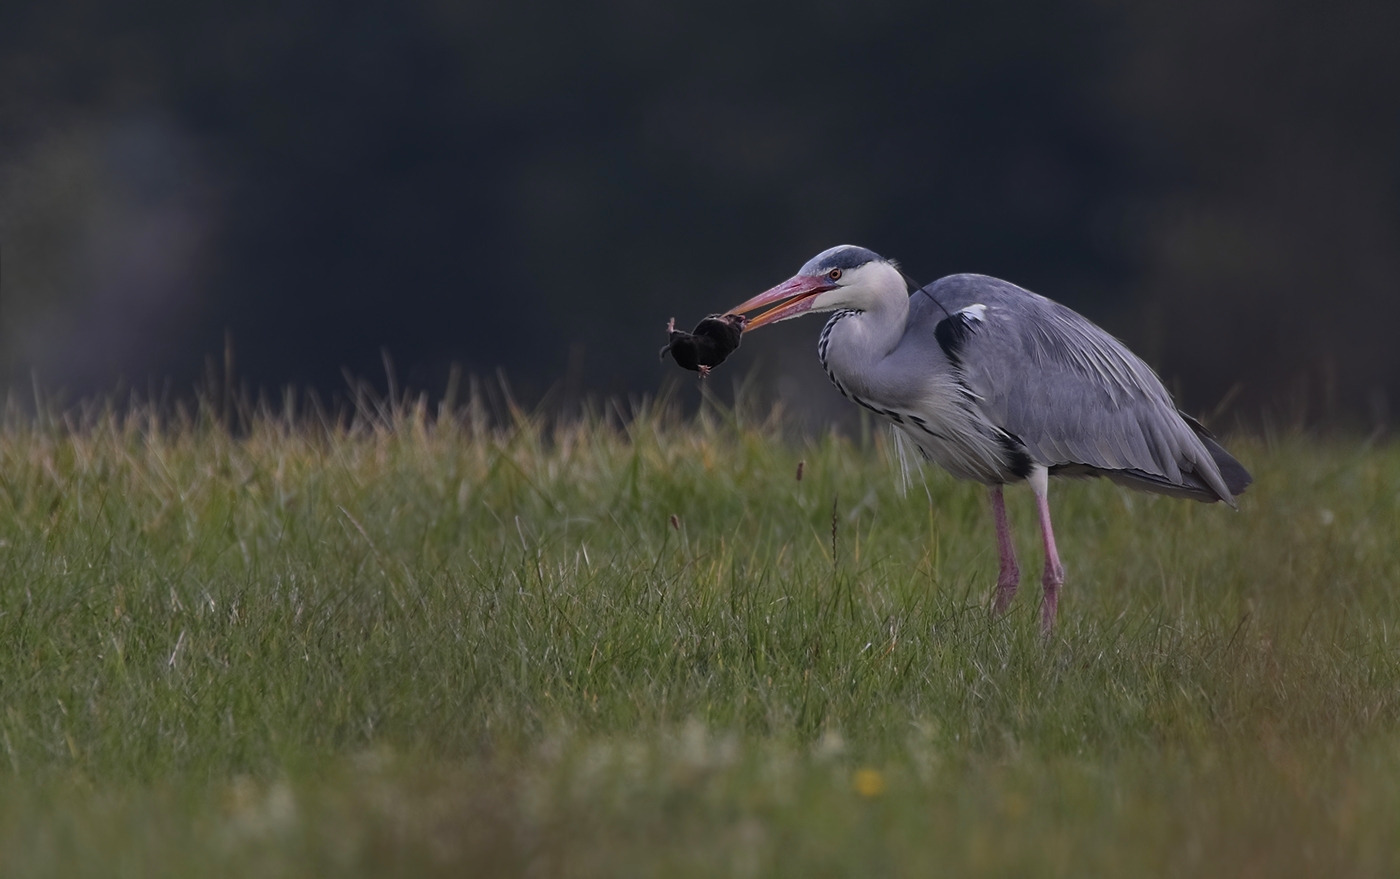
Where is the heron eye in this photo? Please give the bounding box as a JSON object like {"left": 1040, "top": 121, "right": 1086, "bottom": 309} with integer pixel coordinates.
{"left": 827, "top": 268, "right": 842, "bottom": 281}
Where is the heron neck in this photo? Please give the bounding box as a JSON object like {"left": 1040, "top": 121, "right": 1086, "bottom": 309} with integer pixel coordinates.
{"left": 853, "top": 282, "right": 910, "bottom": 357}
{"left": 819, "top": 285, "right": 910, "bottom": 399}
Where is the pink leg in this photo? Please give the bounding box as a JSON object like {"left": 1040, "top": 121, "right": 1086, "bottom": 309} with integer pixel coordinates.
{"left": 1029, "top": 468, "right": 1065, "bottom": 635}
{"left": 989, "top": 485, "right": 1020, "bottom": 616}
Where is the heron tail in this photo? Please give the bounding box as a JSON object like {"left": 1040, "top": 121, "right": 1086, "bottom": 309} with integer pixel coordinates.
{"left": 1199, "top": 433, "right": 1253, "bottom": 498}
{"left": 1180, "top": 413, "right": 1253, "bottom": 500}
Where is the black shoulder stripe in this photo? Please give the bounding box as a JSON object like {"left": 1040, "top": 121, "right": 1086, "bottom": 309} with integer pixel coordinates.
{"left": 997, "top": 431, "right": 1034, "bottom": 480}
{"left": 933, "top": 312, "right": 979, "bottom": 366}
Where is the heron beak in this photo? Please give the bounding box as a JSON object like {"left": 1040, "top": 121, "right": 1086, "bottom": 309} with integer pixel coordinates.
{"left": 726, "top": 275, "right": 833, "bottom": 331}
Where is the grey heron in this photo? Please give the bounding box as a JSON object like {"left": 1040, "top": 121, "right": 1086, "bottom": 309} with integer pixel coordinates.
{"left": 728, "top": 245, "right": 1251, "bottom": 633}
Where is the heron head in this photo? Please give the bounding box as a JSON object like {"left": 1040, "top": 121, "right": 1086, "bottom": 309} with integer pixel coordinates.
{"left": 727, "top": 245, "right": 902, "bottom": 330}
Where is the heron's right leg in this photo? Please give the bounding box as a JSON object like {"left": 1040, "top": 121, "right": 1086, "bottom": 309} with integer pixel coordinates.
{"left": 1028, "top": 466, "right": 1065, "bottom": 635}
{"left": 989, "top": 485, "right": 1020, "bottom": 616}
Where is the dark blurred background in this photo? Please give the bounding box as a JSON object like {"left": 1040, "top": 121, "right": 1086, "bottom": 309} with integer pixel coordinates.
{"left": 2, "top": 0, "right": 1397, "bottom": 428}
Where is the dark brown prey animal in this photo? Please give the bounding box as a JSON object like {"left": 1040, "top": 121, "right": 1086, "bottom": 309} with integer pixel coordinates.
{"left": 660, "top": 313, "right": 747, "bottom": 376}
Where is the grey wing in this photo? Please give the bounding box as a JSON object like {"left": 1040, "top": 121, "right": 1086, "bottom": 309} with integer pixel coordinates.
{"left": 914, "top": 274, "right": 1249, "bottom": 505}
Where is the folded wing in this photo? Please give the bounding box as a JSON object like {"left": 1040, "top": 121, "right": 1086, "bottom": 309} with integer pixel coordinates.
{"left": 916, "top": 274, "right": 1251, "bottom": 505}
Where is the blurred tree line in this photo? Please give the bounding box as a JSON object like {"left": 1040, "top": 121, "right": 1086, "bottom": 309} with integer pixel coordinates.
{"left": 1, "top": 0, "right": 1396, "bottom": 428}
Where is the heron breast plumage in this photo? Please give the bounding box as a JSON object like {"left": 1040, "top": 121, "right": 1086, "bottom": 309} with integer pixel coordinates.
{"left": 817, "top": 305, "right": 1033, "bottom": 484}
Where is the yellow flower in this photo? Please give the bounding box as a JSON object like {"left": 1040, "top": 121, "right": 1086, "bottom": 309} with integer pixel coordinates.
{"left": 853, "top": 768, "right": 886, "bottom": 798}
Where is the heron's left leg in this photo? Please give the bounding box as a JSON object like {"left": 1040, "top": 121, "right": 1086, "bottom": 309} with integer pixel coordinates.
{"left": 988, "top": 485, "right": 1020, "bottom": 616}
{"left": 1028, "top": 465, "right": 1065, "bottom": 634}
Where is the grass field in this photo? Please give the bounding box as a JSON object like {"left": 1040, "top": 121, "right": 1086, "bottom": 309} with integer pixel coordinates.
{"left": 0, "top": 389, "right": 1397, "bottom": 877}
